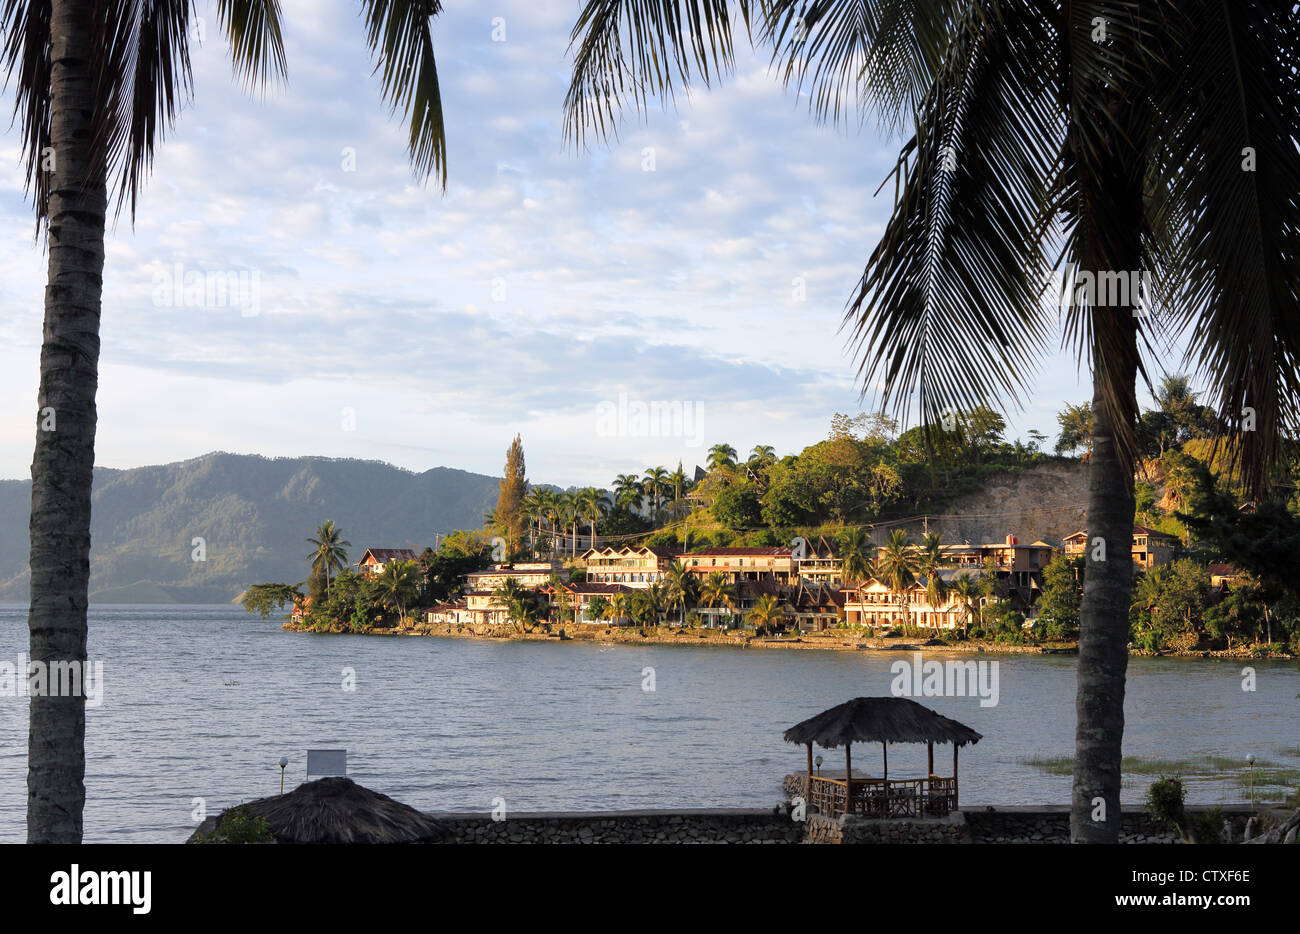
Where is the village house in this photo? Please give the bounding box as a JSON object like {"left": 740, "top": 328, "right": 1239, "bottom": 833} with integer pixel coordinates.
{"left": 538, "top": 581, "right": 636, "bottom": 623}
{"left": 792, "top": 536, "right": 843, "bottom": 587}
{"left": 842, "top": 569, "right": 971, "bottom": 632}
{"left": 355, "top": 547, "right": 419, "bottom": 578}
{"left": 787, "top": 581, "right": 846, "bottom": 632}
{"left": 462, "top": 561, "right": 564, "bottom": 592}
{"left": 1062, "top": 525, "right": 1177, "bottom": 571}
{"left": 581, "top": 545, "right": 681, "bottom": 587}
{"left": 680, "top": 546, "right": 795, "bottom": 586}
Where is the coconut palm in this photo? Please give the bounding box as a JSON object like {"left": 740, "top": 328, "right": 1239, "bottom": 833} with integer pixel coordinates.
{"left": 951, "top": 572, "right": 981, "bottom": 638}
{"left": 577, "top": 487, "right": 608, "bottom": 550}
{"left": 375, "top": 559, "right": 422, "bottom": 628}
{"left": 613, "top": 473, "right": 643, "bottom": 511}
{"left": 609, "top": 592, "right": 629, "bottom": 626}
{"left": 642, "top": 466, "right": 669, "bottom": 523}
{"left": 875, "top": 530, "right": 918, "bottom": 635}
{"left": 667, "top": 462, "right": 689, "bottom": 514}
{"left": 7, "top": 0, "right": 453, "bottom": 842}
{"left": 706, "top": 443, "right": 737, "bottom": 472}
{"left": 307, "top": 521, "right": 352, "bottom": 598}
{"left": 700, "top": 571, "right": 738, "bottom": 628}
{"left": 838, "top": 528, "right": 874, "bottom": 589}
{"left": 749, "top": 593, "right": 786, "bottom": 636}
{"left": 917, "top": 533, "right": 950, "bottom": 631}
{"left": 663, "top": 560, "right": 699, "bottom": 626}
{"left": 566, "top": 0, "right": 1300, "bottom": 842}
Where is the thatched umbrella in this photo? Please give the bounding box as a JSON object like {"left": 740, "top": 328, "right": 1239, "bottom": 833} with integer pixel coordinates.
{"left": 784, "top": 697, "right": 982, "bottom": 815}
{"left": 187, "top": 777, "right": 448, "bottom": 843}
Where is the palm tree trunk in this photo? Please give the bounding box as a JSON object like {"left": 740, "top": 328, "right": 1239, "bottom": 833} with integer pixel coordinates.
{"left": 27, "top": 0, "right": 107, "bottom": 843}
{"left": 1070, "top": 105, "right": 1144, "bottom": 842}
{"left": 1071, "top": 377, "right": 1137, "bottom": 843}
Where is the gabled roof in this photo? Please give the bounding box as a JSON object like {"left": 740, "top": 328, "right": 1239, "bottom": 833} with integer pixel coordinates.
{"left": 358, "top": 547, "right": 418, "bottom": 564}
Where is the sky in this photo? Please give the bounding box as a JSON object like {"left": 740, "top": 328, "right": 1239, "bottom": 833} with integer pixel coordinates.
{"left": 0, "top": 0, "right": 1106, "bottom": 487}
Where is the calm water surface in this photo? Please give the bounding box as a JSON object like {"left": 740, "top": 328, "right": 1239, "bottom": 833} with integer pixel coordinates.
{"left": 0, "top": 604, "right": 1296, "bottom": 843}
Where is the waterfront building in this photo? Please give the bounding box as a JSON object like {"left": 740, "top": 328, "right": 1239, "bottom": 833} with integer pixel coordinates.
{"left": 356, "top": 547, "right": 419, "bottom": 578}
{"left": 1062, "top": 525, "right": 1177, "bottom": 571}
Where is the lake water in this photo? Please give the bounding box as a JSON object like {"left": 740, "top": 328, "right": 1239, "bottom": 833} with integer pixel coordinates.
{"left": 0, "top": 604, "right": 1296, "bottom": 843}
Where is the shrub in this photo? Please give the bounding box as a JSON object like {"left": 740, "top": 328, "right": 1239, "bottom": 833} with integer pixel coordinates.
{"left": 194, "top": 804, "right": 273, "bottom": 844}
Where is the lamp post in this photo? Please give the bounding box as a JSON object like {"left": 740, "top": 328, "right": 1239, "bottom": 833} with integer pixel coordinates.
{"left": 279, "top": 756, "right": 289, "bottom": 794}
{"left": 1247, "top": 754, "right": 1256, "bottom": 809}
{"left": 814, "top": 755, "right": 823, "bottom": 777}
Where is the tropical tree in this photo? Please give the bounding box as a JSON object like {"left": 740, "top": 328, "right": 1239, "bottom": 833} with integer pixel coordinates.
{"left": 609, "top": 592, "right": 629, "bottom": 626}
{"left": 663, "top": 560, "right": 699, "bottom": 626}
{"left": 565, "top": 0, "right": 1300, "bottom": 843}
{"left": 375, "top": 559, "right": 422, "bottom": 627}
{"left": 838, "top": 528, "right": 874, "bottom": 590}
{"left": 578, "top": 487, "right": 608, "bottom": 550}
{"left": 587, "top": 595, "right": 610, "bottom": 623}
{"left": 642, "top": 466, "right": 669, "bottom": 522}
{"left": 706, "top": 443, "right": 738, "bottom": 472}
{"left": 613, "top": 473, "right": 643, "bottom": 511}
{"left": 950, "top": 572, "right": 981, "bottom": 638}
{"left": 8, "top": 0, "right": 453, "bottom": 842}
{"left": 917, "top": 533, "right": 949, "bottom": 631}
{"left": 307, "top": 521, "right": 352, "bottom": 599}
{"left": 875, "top": 530, "right": 918, "bottom": 635}
{"left": 700, "top": 571, "right": 738, "bottom": 627}
{"left": 749, "top": 593, "right": 786, "bottom": 636}
{"left": 240, "top": 583, "right": 303, "bottom": 620}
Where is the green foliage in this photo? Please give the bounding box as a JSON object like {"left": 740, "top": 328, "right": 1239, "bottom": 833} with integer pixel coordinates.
{"left": 1130, "top": 560, "right": 1210, "bottom": 652}
{"left": 240, "top": 582, "right": 301, "bottom": 619}
{"left": 194, "top": 805, "right": 273, "bottom": 844}
{"left": 1036, "top": 554, "right": 1083, "bottom": 639}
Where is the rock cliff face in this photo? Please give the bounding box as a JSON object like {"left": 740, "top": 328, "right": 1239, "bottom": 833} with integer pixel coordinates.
{"left": 889, "top": 463, "right": 1091, "bottom": 545}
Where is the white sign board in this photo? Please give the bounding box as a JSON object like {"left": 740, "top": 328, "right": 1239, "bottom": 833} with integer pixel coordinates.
{"left": 306, "top": 748, "right": 347, "bottom": 778}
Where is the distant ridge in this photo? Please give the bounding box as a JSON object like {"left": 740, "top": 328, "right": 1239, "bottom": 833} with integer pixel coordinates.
{"left": 0, "top": 452, "right": 502, "bottom": 604}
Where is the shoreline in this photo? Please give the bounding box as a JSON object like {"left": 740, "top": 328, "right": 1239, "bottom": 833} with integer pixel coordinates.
{"left": 280, "top": 619, "right": 1295, "bottom": 659}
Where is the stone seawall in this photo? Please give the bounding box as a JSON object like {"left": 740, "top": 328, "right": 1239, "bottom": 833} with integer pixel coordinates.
{"left": 430, "top": 809, "right": 802, "bottom": 844}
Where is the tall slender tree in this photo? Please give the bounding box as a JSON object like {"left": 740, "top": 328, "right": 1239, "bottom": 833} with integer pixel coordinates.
{"left": 7, "top": 0, "right": 452, "bottom": 842}
{"left": 496, "top": 434, "right": 528, "bottom": 557}
{"left": 307, "top": 520, "right": 352, "bottom": 599}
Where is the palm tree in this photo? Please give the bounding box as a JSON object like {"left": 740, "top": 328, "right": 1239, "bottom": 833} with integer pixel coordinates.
{"left": 706, "top": 443, "right": 737, "bottom": 472}
{"left": 917, "top": 533, "right": 950, "bottom": 632}
{"left": 667, "top": 462, "right": 689, "bottom": 515}
{"left": 951, "top": 573, "right": 981, "bottom": 639}
{"left": 700, "top": 572, "right": 738, "bottom": 628}
{"left": 875, "top": 530, "right": 918, "bottom": 636}
{"left": 642, "top": 466, "right": 669, "bottom": 523}
{"left": 375, "top": 560, "right": 421, "bottom": 628}
{"left": 566, "top": 0, "right": 1300, "bottom": 843}
{"left": 609, "top": 592, "right": 629, "bottom": 626}
{"left": 307, "top": 521, "right": 352, "bottom": 598}
{"left": 578, "top": 487, "right": 608, "bottom": 550}
{"left": 838, "top": 528, "right": 874, "bottom": 589}
{"left": 9, "top": 0, "right": 452, "bottom": 842}
{"left": 663, "top": 560, "right": 699, "bottom": 626}
{"left": 749, "top": 593, "right": 786, "bottom": 637}
{"left": 613, "top": 473, "right": 643, "bottom": 511}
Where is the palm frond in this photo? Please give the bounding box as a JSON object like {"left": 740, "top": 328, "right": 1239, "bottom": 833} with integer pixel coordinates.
{"left": 1, "top": 0, "right": 52, "bottom": 226}
{"left": 1152, "top": 0, "right": 1300, "bottom": 495}
{"left": 842, "top": 2, "right": 1059, "bottom": 437}
{"left": 217, "top": 0, "right": 287, "bottom": 89}
{"left": 564, "top": 0, "right": 752, "bottom": 146}
{"left": 763, "top": 0, "right": 968, "bottom": 134}
{"left": 360, "top": 0, "right": 447, "bottom": 187}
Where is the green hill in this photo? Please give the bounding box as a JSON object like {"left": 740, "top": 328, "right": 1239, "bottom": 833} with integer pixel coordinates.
{"left": 0, "top": 452, "right": 501, "bottom": 604}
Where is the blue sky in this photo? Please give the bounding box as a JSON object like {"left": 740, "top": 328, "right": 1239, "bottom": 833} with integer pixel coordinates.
{"left": 0, "top": 0, "right": 1103, "bottom": 486}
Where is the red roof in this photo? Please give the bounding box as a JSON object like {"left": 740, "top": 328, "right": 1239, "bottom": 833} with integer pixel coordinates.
{"left": 1207, "top": 563, "right": 1241, "bottom": 578}
{"left": 685, "top": 546, "right": 789, "bottom": 556}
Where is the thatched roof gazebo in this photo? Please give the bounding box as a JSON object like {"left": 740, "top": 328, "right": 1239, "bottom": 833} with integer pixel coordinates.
{"left": 187, "top": 777, "right": 448, "bottom": 843}
{"left": 784, "top": 697, "right": 982, "bottom": 819}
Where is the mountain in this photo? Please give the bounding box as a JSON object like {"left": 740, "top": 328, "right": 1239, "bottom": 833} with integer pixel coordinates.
{"left": 0, "top": 452, "right": 502, "bottom": 604}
